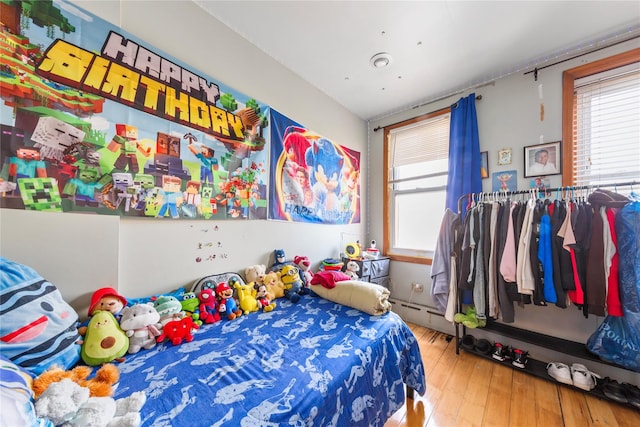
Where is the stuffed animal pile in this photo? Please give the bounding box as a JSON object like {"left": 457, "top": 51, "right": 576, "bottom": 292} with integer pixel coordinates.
{"left": 32, "top": 363, "right": 146, "bottom": 427}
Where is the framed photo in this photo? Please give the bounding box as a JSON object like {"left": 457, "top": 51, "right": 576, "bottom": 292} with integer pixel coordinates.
{"left": 480, "top": 151, "right": 489, "bottom": 179}
{"left": 497, "top": 148, "right": 512, "bottom": 165}
{"left": 492, "top": 170, "right": 517, "bottom": 192}
{"left": 524, "top": 141, "right": 561, "bottom": 177}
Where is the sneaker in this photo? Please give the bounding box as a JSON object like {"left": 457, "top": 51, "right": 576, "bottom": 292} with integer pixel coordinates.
{"left": 547, "top": 362, "right": 573, "bottom": 385}
{"left": 570, "top": 363, "right": 599, "bottom": 391}
{"left": 492, "top": 342, "right": 510, "bottom": 361}
{"left": 512, "top": 348, "right": 528, "bottom": 368}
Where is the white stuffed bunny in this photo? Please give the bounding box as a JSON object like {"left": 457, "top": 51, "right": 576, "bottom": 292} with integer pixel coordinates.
{"left": 345, "top": 260, "right": 360, "bottom": 280}
{"left": 35, "top": 378, "right": 146, "bottom": 427}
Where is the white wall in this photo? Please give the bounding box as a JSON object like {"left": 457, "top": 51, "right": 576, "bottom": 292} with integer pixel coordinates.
{"left": 369, "top": 39, "right": 640, "bottom": 385}
{"left": 1, "top": 1, "right": 366, "bottom": 317}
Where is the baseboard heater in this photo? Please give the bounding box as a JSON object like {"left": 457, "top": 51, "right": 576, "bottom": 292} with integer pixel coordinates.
{"left": 389, "top": 298, "right": 444, "bottom": 317}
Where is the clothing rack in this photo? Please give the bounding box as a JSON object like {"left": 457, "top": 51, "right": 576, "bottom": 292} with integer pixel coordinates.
{"left": 456, "top": 180, "right": 638, "bottom": 214}
{"left": 452, "top": 180, "right": 639, "bottom": 409}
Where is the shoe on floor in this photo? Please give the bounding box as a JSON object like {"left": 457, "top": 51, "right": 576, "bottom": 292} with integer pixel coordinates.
{"left": 601, "top": 378, "right": 627, "bottom": 402}
{"left": 570, "top": 363, "right": 599, "bottom": 391}
{"left": 546, "top": 362, "right": 573, "bottom": 386}
{"left": 621, "top": 383, "right": 640, "bottom": 409}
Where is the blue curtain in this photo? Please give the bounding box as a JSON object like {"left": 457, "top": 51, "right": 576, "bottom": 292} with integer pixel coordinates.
{"left": 445, "top": 93, "right": 482, "bottom": 215}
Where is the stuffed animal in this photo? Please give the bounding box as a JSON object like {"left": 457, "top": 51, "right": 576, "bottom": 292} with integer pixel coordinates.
{"left": 35, "top": 378, "right": 146, "bottom": 427}
{"left": 81, "top": 311, "right": 129, "bottom": 366}
{"left": 32, "top": 363, "right": 119, "bottom": 399}
{"left": 216, "top": 281, "right": 242, "bottom": 320}
{"left": 156, "top": 316, "right": 199, "bottom": 345}
{"left": 245, "top": 264, "right": 267, "bottom": 285}
{"left": 152, "top": 295, "right": 185, "bottom": 326}
{"left": 280, "top": 264, "right": 305, "bottom": 303}
{"left": 234, "top": 279, "right": 259, "bottom": 315}
{"left": 79, "top": 287, "right": 128, "bottom": 336}
{"left": 344, "top": 260, "right": 360, "bottom": 280}
{"left": 198, "top": 288, "right": 220, "bottom": 324}
{"left": 269, "top": 249, "right": 294, "bottom": 273}
{"left": 263, "top": 271, "right": 285, "bottom": 299}
{"left": 119, "top": 303, "right": 162, "bottom": 354}
{"left": 293, "top": 255, "right": 314, "bottom": 288}
{"left": 180, "top": 291, "right": 202, "bottom": 326}
{"left": 254, "top": 283, "right": 276, "bottom": 312}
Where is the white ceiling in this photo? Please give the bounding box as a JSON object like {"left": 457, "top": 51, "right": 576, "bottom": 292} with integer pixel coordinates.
{"left": 194, "top": 1, "right": 640, "bottom": 121}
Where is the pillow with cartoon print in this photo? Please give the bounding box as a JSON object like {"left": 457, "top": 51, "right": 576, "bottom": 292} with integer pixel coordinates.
{"left": 0, "top": 257, "right": 81, "bottom": 376}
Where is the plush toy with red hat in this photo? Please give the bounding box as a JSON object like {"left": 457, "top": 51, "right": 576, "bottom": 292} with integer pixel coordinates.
{"left": 216, "top": 282, "right": 242, "bottom": 320}
{"left": 78, "top": 287, "right": 128, "bottom": 336}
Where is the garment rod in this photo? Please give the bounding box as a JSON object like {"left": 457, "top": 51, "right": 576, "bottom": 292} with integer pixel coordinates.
{"left": 457, "top": 180, "right": 638, "bottom": 214}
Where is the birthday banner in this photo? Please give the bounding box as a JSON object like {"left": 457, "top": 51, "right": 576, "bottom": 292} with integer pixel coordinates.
{"left": 269, "top": 109, "right": 360, "bottom": 224}
{"left": 0, "top": 0, "right": 268, "bottom": 220}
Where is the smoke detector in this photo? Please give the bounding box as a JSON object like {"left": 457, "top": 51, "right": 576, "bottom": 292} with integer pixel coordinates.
{"left": 370, "top": 52, "right": 392, "bottom": 69}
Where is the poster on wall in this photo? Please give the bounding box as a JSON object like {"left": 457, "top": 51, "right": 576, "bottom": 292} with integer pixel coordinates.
{"left": 0, "top": 0, "right": 268, "bottom": 220}
{"left": 269, "top": 109, "right": 360, "bottom": 224}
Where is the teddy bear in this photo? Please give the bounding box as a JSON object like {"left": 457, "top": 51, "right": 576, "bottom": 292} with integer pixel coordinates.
{"left": 245, "top": 264, "right": 267, "bottom": 285}
{"left": 35, "top": 378, "right": 146, "bottom": 427}
{"left": 32, "top": 363, "right": 119, "bottom": 399}
{"left": 293, "top": 255, "right": 314, "bottom": 288}
{"left": 263, "top": 271, "right": 285, "bottom": 300}
{"left": 280, "top": 264, "right": 305, "bottom": 303}
{"left": 119, "top": 303, "right": 162, "bottom": 354}
{"left": 198, "top": 288, "right": 220, "bottom": 324}
{"left": 156, "top": 316, "right": 199, "bottom": 345}
{"left": 344, "top": 260, "right": 360, "bottom": 280}
{"left": 216, "top": 281, "right": 243, "bottom": 320}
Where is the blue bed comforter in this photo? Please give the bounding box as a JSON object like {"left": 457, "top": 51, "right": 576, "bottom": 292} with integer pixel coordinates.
{"left": 113, "top": 295, "right": 426, "bottom": 426}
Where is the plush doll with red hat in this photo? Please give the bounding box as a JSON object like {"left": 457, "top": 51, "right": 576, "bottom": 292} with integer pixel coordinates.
{"left": 78, "top": 287, "right": 128, "bottom": 336}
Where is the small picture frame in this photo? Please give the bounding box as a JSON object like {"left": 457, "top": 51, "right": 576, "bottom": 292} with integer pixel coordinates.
{"left": 497, "top": 148, "right": 512, "bottom": 165}
{"left": 524, "top": 141, "right": 561, "bottom": 177}
{"left": 480, "top": 151, "right": 489, "bottom": 179}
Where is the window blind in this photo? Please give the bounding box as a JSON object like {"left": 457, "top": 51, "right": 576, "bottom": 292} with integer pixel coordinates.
{"left": 389, "top": 113, "right": 450, "bottom": 167}
{"left": 573, "top": 64, "right": 640, "bottom": 187}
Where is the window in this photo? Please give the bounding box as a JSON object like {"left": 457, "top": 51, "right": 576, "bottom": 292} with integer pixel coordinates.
{"left": 562, "top": 49, "right": 640, "bottom": 189}
{"left": 383, "top": 108, "right": 450, "bottom": 264}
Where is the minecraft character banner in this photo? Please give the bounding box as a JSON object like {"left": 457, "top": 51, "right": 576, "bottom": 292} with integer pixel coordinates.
{"left": 0, "top": 0, "right": 268, "bottom": 220}
{"left": 269, "top": 109, "right": 360, "bottom": 224}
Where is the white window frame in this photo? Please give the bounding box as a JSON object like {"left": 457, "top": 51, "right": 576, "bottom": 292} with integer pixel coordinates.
{"left": 562, "top": 49, "right": 640, "bottom": 188}
{"left": 383, "top": 108, "right": 451, "bottom": 265}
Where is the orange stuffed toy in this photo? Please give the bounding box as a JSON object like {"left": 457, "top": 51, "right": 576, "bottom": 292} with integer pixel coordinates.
{"left": 32, "top": 363, "right": 119, "bottom": 399}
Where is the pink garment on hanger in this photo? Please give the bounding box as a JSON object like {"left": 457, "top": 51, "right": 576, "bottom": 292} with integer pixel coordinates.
{"left": 606, "top": 208, "right": 623, "bottom": 316}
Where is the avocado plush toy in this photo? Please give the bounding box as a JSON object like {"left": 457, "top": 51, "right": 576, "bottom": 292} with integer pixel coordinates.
{"left": 81, "top": 310, "right": 129, "bottom": 366}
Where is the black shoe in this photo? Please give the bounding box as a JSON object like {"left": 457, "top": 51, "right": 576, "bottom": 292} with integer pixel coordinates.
{"left": 461, "top": 334, "right": 476, "bottom": 351}
{"left": 511, "top": 348, "right": 528, "bottom": 368}
{"left": 475, "top": 338, "right": 492, "bottom": 355}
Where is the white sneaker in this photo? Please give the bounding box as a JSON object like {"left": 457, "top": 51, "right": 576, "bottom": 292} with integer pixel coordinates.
{"left": 570, "top": 363, "right": 600, "bottom": 391}
{"left": 546, "top": 362, "right": 572, "bottom": 386}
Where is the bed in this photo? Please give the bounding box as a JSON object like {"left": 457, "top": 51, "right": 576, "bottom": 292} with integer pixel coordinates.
{"left": 0, "top": 260, "right": 426, "bottom": 427}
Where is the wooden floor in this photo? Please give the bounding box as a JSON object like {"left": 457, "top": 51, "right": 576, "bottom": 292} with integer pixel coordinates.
{"left": 385, "top": 323, "right": 640, "bottom": 427}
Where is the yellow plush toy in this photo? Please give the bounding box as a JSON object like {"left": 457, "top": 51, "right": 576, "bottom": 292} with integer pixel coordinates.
{"left": 32, "top": 363, "right": 119, "bottom": 399}
{"left": 263, "top": 271, "right": 285, "bottom": 299}
{"left": 233, "top": 279, "right": 259, "bottom": 315}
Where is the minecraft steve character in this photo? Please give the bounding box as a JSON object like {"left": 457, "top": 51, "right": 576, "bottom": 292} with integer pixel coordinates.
{"left": 107, "top": 124, "right": 151, "bottom": 173}
{"left": 157, "top": 175, "right": 183, "bottom": 219}
{"left": 5, "top": 146, "right": 47, "bottom": 187}
{"left": 188, "top": 143, "right": 215, "bottom": 185}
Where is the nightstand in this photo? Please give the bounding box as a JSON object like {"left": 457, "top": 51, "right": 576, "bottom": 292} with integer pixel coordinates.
{"left": 342, "top": 256, "right": 390, "bottom": 288}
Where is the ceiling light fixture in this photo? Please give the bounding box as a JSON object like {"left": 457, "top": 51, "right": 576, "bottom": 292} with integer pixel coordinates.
{"left": 370, "top": 52, "right": 392, "bottom": 69}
